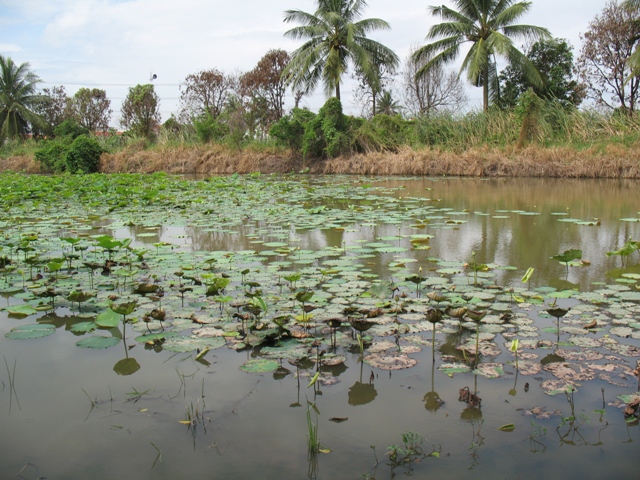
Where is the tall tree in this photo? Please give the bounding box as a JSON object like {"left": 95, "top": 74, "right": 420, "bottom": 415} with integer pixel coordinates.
{"left": 352, "top": 57, "right": 396, "bottom": 117}
{"left": 402, "top": 46, "right": 467, "bottom": 116}
{"left": 499, "top": 38, "right": 586, "bottom": 107}
{"left": 375, "top": 90, "right": 402, "bottom": 115}
{"left": 239, "top": 49, "right": 290, "bottom": 128}
{"left": 577, "top": 0, "right": 640, "bottom": 114}
{"left": 179, "top": 69, "right": 235, "bottom": 122}
{"left": 283, "top": 0, "right": 399, "bottom": 100}
{"left": 0, "top": 55, "right": 44, "bottom": 142}
{"left": 33, "top": 85, "right": 72, "bottom": 136}
{"left": 413, "top": 0, "right": 550, "bottom": 111}
{"left": 120, "top": 84, "right": 161, "bottom": 138}
{"left": 71, "top": 88, "right": 112, "bottom": 132}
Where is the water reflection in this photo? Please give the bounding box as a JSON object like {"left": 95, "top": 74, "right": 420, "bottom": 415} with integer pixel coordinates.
{"left": 348, "top": 361, "right": 377, "bottom": 406}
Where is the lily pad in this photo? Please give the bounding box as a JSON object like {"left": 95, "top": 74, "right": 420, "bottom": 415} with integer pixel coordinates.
{"left": 239, "top": 359, "right": 280, "bottom": 373}
{"left": 5, "top": 323, "right": 55, "bottom": 340}
{"left": 76, "top": 336, "right": 120, "bottom": 349}
{"left": 7, "top": 305, "right": 38, "bottom": 317}
{"left": 363, "top": 352, "right": 417, "bottom": 370}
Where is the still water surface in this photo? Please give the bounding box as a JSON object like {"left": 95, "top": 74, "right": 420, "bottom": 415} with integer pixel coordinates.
{"left": 0, "top": 176, "right": 639, "bottom": 479}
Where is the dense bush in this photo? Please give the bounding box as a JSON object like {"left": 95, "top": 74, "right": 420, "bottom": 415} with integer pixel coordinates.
{"left": 54, "top": 119, "right": 89, "bottom": 140}
{"left": 194, "top": 113, "right": 229, "bottom": 143}
{"left": 65, "top": 135, "right": 103, "bottom": 173}
{"left": 34, "top": 140, "right": 68, "bottom": 172}
{"left": 269, "top": 108, "right": 316, "bottom": 152}
{"left": 302, "top": 98, "right": 350, "bottom": 159}
{"left": 35, "top": 134, "right": 103, "bottom": 173}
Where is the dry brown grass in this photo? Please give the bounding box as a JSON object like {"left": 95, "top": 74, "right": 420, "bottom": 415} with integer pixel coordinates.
{"left": 0, "top": 155, "right": 41, "bottom": 173}
{"left": 309, "top": 144, "right": 640, "bottom": 178}
{"left": 2, "top": 143, "right": 640, "bottom": 178}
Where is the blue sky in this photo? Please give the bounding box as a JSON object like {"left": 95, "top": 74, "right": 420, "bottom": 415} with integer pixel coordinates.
{"left": 0, "top": 0, "right": 610, "bottom": 124}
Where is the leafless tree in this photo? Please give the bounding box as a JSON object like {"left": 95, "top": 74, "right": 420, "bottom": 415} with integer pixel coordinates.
{"left": 576, "top": 0, "right": 640, "bottom": 114}
{"left": 402, "top": 47, "right": 467, "bottom": 117}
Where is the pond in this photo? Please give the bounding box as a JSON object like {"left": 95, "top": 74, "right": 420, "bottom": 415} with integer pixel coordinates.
{"left": 0, "top": 173, "right": 639, "bottom": 480}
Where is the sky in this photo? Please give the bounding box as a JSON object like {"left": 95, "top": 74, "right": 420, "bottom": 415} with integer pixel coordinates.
{"left": 0, "top": 0, "right": 611, "bottom": 125}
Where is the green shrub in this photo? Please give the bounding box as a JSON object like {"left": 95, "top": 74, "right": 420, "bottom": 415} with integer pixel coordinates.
{"left": 269, "top": 108, "right": 316, "bottom": 152}
{"left": 194, "top": 114, "right": 229, "bottom": 143}
{"left": 353, "top": 114, "right": 413, "bottom": 152}
{"left": 65, "top": 135, "right": 103, "bottom": 173}
{"left": 54, "top": 119, "right": 90, "bottom": 140}
{"left": 302, "top": 98, "right": 350, "bottom": 159}
{"left": 34, "top": 140, "right": 68, "bottom": 173}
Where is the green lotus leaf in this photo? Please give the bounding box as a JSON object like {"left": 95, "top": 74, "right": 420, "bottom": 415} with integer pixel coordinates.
{"left": 7, "top": 305, "right": 37, "bottom": 317}
{"left": 96, "top": 309, "right": 121, "bottom": 328}
{"left": 239, "top": 359, "right": 280, "bottom": 373}
{"left": 5, "top": 323, "right": 55, "bottom": 340}
{"left": 76, "top": 336, "right": 120, "bottom": 349}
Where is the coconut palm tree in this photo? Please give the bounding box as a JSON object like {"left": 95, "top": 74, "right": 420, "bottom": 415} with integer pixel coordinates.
{"left": 375, "top": 90, "right": 402, "bottom": 115}
{"left": 413, "top": 0, "right": 551, "bottom": 111}
{"left": 283, "top": 0, "right": 399, "bottom": 101}
{"left": 0, "top": 56, "right": 43, "bottom": 142}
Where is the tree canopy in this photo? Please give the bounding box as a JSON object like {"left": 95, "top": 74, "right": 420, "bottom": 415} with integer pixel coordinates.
{"left": 413, "top": 0, "right": 551, "bottom": 111}
{"left": 283, "top": 0, "right": 399, "bottom": 100}
{"left": 499, "top": 38, "right": 586, "bottom": 107}
{"left": 0, "top": 55, "right": 44, "bottom": 142}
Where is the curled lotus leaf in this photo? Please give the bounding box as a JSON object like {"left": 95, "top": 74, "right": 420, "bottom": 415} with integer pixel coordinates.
{"left": 425, "top": 308, "right": 443, "bottom": 324}
{"left": 445, "top": 306, "right": 468, "bottom": 319}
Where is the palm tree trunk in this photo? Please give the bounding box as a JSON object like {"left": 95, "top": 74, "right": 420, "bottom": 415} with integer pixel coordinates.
{"left": 336, "top": 82, "right": 341, "bottom": 101}
{"left": 483, "top": 63, "right": 489, "bottom": 112}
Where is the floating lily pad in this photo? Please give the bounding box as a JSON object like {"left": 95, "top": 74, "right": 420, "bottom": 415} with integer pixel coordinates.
{"left": 239, "top": 359, "right": 280, "bottom": 373}
{"left": 5, "top": 323, "right": 55, "bottom": 340}
{"left": 363, "top": 352, "right": 417, "bottom": 370}
{"left": 76, "top": 336, "right": 120, "bottom": 349}
{"left": 7, "top": 305, "right": 38, "bottom": 317}
{"left": 70, "top": 322, "right": 97, "bottom": 333}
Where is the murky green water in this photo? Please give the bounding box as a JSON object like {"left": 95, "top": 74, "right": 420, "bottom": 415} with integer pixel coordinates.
{"left": 0, "top": 175, "right": 639, "bottom": 480}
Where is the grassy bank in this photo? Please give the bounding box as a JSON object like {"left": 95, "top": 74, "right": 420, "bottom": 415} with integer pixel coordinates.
{"left": 2, "top": 106, "right": 640, "bottom": 178}
{"left": 3, "top": 142, "right": 640, "bottom": 178}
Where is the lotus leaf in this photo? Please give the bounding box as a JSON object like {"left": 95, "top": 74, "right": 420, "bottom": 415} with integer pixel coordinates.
{"left": 76, "top": 336, "right": 120, "bottom": 349}
{"left": 239, "top": 359, "right": 280, "bottom": 373}
{"left": 5, "top": 323, "right": 55, "bottom": 340}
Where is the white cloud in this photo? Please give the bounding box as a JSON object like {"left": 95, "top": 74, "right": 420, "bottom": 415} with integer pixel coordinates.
{"left": 2, "top": 0, "right": 613, "bottom": 119}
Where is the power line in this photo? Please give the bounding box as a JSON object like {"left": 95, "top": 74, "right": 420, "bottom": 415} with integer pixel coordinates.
{"left": 41, "top": 82, "right": 180, "bottom": 87}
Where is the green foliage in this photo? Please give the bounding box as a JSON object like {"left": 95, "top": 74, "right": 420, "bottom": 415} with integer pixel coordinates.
{"left": 283, "top": 0, "right": 399, "bottom": 100}
{"left": 516, "top": 89, "right": 544, "bottom": 148}
{"left": 353, "top": 114, "right": 413, "bottom": 152}
{"left": 0, "top": 55, "right": 44, "bottom": 143}
{"left": 65, "top": 135, "right": 103, "bottom": 173}
{"left": 194, "top": 113, "right": 229, "bottom": 143}
{"left": 269, "top": 108, "right": 315, "bottom": 152}
{"left": 54, "top": 119, "right": 89, "bottom": 140}
{"left": 302, "top": 97, "right": 349, "bottom": 159}
{"left": 35, "top": 133, "right": 102, "bottom": 173}
{"left": 414, "top": 0, "right": 550, "bottom": 111}
{"left": 34, "top": 139, "right": 68, "bottom": 172}
{"left": 500, "top": 38, "right": 585, "bottom": 108}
